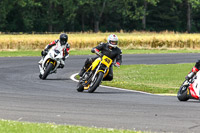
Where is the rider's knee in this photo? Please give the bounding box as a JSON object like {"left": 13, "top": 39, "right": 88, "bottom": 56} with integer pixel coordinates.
{"left": 84, "top": 58, "right": 93, "bottom": 68}
{"left": 103, "top": 74, "right": 113, "bottom": 81}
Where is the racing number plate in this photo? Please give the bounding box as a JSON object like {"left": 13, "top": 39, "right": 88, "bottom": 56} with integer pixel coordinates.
{"left": 102, "top": 55, "right": 112, "bottom": 67}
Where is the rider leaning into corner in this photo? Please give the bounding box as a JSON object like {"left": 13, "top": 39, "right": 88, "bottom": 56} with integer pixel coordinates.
{"left": 38, "top": 33, "right": 70, "bottom": 68}
{"left": 78, "top": 34, "right": 122, "bottom": 81}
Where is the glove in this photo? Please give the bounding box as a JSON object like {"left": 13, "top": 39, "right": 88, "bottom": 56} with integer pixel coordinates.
{"left": 41, "top": 49, "right": 48, "bottom": 56}
{"left": 94, "top": 48, "right": 100, "bottom": 54}
{"left": 115, "top": 62, "right": 120, "bottom": 67}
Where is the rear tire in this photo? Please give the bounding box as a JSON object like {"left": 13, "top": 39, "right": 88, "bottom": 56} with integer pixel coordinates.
{"left": 88, "top": 72, "right": 104, "bottom": 93}
{"left": 177, "top": 80, "right": 189, "bottom": 101}
{"left": 42, "top": 63, "right": 54, "bottom": 80}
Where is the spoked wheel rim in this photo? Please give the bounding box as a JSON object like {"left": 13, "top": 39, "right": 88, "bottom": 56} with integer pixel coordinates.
{"left": 90, "top": 74, "right": 98, "bottom": 87}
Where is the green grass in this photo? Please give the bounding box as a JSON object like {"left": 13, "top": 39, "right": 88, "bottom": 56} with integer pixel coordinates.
{"left": 102, "top": 63, "right": 194, "bottom": 94}
{"left": 0, "top": 49, "right": 200, "bottom": 57}
{"left": 0, "top": 120, "right": 143, "bottom": 133}
{"left": 0, "top": 50, "right": 41, "bottom": 57}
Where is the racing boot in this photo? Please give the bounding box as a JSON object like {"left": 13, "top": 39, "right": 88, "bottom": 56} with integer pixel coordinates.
{"left": 78, "top": 58, "right": 93, "bottom": 77}
{"left": 58, "top": 60, "right": 65, "bottom": 69}
{"left": 185, "top": 66, "right": 199, "bottom": 80}
{"left": 78, "top": 67, "right": 86, "bottom": 77}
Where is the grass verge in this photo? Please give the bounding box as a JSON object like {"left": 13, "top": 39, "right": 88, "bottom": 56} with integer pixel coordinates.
{"left": 0, "top": 119, "right": 143, "bottom": 133}
{"left": 101, "top": 63, "right": 194, "bottom": 94}
{"left": 0, "top": 49, "right": 200, "bottom": 57}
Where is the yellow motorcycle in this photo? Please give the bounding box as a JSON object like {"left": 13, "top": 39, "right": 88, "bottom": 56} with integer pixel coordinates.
{"left": 77, "top": 54, "right": 113, "bottom": 93}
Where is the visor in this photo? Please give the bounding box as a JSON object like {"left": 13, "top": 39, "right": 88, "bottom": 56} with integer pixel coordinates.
{"left": 110, "top": 41, "right": 118, "bottom": 45}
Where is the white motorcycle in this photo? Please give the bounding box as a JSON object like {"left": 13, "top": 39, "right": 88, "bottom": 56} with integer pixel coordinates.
{"left": 38, "top": 46, "right": 69, "bottom": 80}
{"left": 177, "top": 71, "right": 200, "bottom": 101}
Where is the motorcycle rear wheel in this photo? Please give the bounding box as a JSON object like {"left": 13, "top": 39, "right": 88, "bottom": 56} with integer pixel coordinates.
{"left": 42, "top": 63, "right": 53, "bottom": 80}
{"left": 177, "top": 80, "right": 189, "bottom": 101}
{"left": 88, "top": 72, "right": 104, "bottom": 93}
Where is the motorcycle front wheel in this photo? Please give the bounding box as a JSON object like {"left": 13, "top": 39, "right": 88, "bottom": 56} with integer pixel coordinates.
{"left": 77, "top": 82, "right": 84, "bottom": 92}
{"left": 42, "top": 63, "right": 54, "bottom": 80}
{"left": 88, "top": 72, "right": 104, "bottom": 93}
{"left": 177, "top": 80, "right": 189, "bottom": 101}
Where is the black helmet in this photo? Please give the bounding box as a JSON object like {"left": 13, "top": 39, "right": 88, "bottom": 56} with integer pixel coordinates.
{"left": 60, "top": 33, "right": 68, "bottom": 45}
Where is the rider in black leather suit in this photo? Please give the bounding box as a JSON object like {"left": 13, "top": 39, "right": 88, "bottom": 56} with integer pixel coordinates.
{"left": 78, "top": 34, "right": 122, "bottom": 81}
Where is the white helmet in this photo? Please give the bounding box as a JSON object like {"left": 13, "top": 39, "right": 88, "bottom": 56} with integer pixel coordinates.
{"left": 107, "top": 34, "right": 118, "bottom": 48}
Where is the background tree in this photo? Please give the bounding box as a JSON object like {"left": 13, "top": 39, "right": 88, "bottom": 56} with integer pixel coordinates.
{"left": 1, "top": 0, "right": 200, "bottom": 32}
{"left": 141, "top": 0, "right": 159, "bottom": 30}
{"left": 185, "top": 0, "right": 200, "bottom": 32}
{"left": 90, "top": 0, "right": 107, "bottom": 32}
{"left": 0, "top": 0, "right": 15, "bottom": 31}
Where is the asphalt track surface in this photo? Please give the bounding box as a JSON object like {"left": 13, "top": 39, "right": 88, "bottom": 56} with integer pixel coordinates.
{"left": 1, "top": 53, "right": 200, "bottom": 133}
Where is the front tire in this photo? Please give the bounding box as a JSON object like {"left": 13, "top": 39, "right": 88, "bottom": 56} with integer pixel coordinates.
{"left": 39, "top": 73, "right": 42, "bottom": 79}
{"left": 42, "top": 63, "right": 54, "bottom": 80}
{"left": 88, "top": 72, "right": 104, "bottom": 93}
{"left": 77, "top": 82, "right": 84, "bottom": 92}
{"left": 177, "top": 80, "right": 189, "bottom": 101}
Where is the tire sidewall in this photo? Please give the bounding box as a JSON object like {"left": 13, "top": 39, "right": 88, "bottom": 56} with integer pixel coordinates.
{"left": 77, "top": 82, "right": 84, "bottom": 92}
{"left": 88, "top": 72, "right": 104, "bottom": 93}
{"left": 42, "top": 63, "right": 54, "bottom": 79}
{"left": 177, "top": 80, "right": 189, "bottom": 101}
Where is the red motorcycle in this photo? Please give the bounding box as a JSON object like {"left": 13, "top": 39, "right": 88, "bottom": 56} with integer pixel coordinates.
{"left": 177, "top": 72, "right": 200, "bottom": 101}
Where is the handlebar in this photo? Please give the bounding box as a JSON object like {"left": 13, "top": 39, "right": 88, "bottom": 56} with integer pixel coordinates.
{"left": 95, "top": 51, "right": 103, "bottom": 57}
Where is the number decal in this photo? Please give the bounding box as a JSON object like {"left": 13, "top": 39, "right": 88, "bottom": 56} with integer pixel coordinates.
{"left": 102, "top": 56, "right": 112, "bottom": 67}
{"left": 104, "top": 58, "right": 111, "bottom": 64}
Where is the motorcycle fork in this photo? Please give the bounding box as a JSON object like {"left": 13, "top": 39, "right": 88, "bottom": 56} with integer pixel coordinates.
{"left": 82, "top": 63, "right": 102, "bottom": 89}
{"left": 91, "top": 62, "right": 102, "bottom": 82}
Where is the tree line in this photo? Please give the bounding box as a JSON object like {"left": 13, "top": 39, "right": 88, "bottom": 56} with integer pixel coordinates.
{"left": 0, "top": 0, "right": 200, "bottom": 33}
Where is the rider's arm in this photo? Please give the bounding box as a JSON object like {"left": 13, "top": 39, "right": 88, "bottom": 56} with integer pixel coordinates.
{"left": 91, "top": 42, "right": 104, "bottom": 53}
{"left": 41, "top": 40, "right": 58, "bottom": 56}
{"left": 64, "top": 44, "right": 70, "bottom": 57}
{"left": 44, "top": 40, "right": 58, "bottom": 51}
{"left": 66, "top": 44, "right": 70, "bottom": 54}
{"left": 115, "top": 49, "right": 122, "bottom": 65}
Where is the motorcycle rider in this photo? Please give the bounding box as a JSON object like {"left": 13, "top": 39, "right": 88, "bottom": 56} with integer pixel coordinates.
{"left": 78, "top": 34, "right": 122, "bottom": 81}
{"left": 39, "top": 33, "right": 70, "bottom": 68}
{"left": 185, "top": 61, "right": 200, "bottom": 80}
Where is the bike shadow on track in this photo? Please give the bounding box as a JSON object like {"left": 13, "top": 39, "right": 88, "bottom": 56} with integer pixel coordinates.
{"left": 81, "top": 91, "right": 139, "bottom": 95}
{"left": 183, "top": 100, "right": 200, "bottom": 103}
{"left": 42, "top": 78, "right": 71, "bottom": 81}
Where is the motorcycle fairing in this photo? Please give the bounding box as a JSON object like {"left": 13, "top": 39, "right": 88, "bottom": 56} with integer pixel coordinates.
{"left": 189, "top": 84, "right": 199, "bottom": 99}
{"left": 189, "top": 72, "right": 200, "bottom": 100}
{"left": 91, "top": 58, "right": 101, "bottom": 71}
